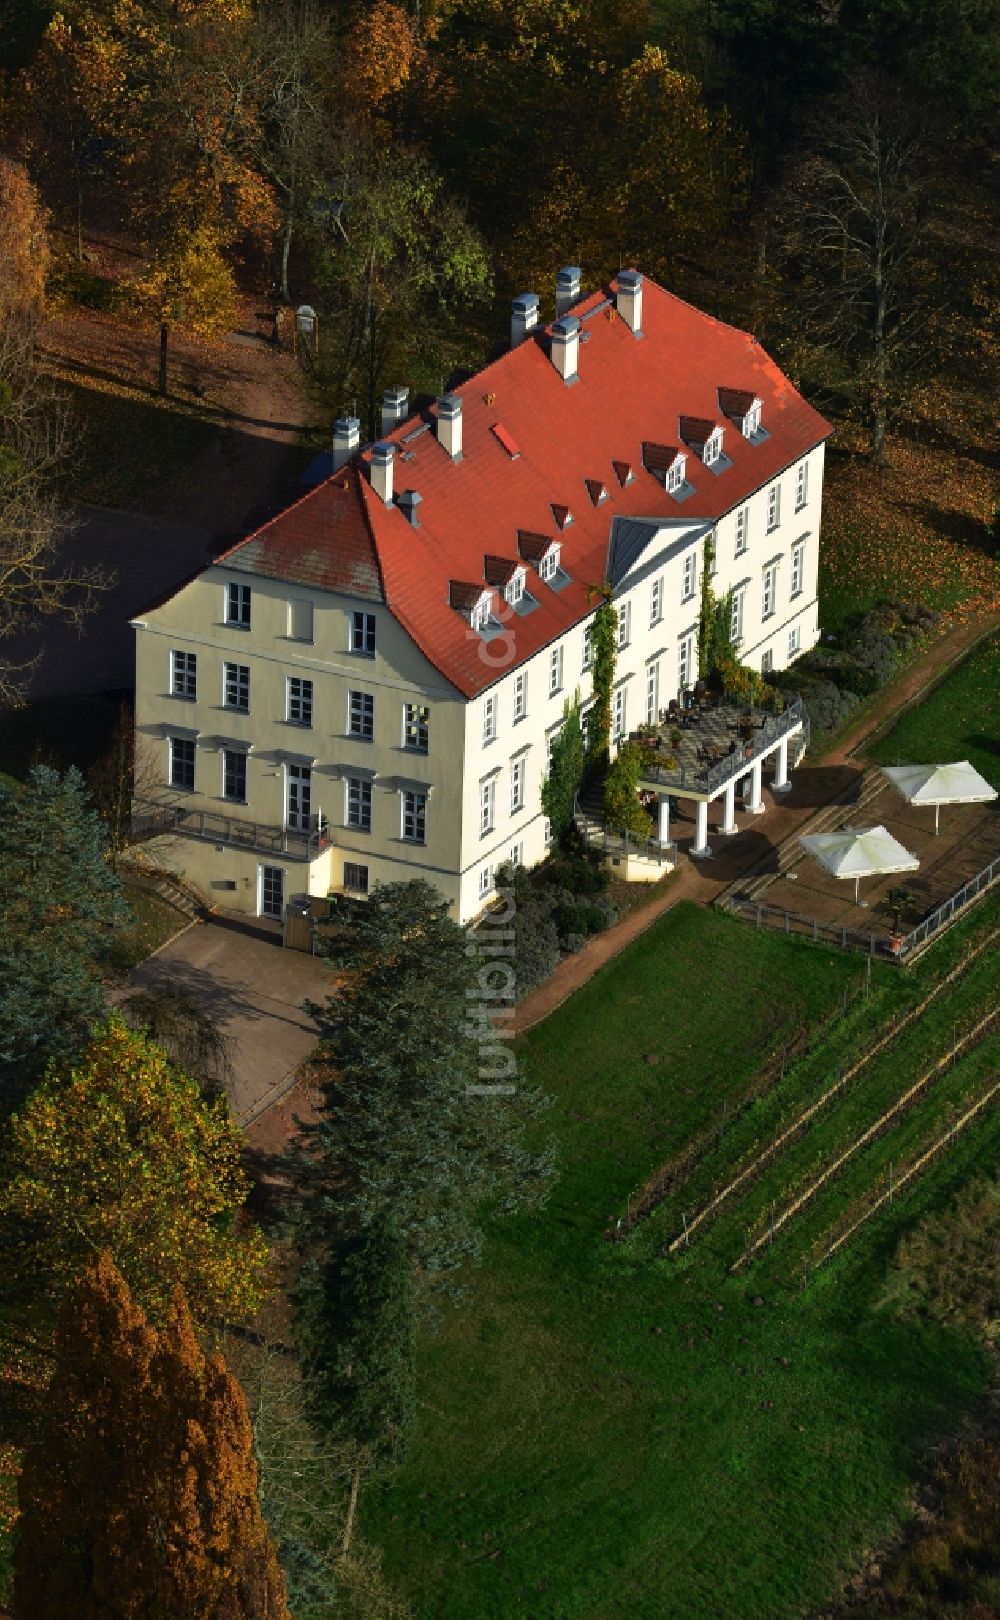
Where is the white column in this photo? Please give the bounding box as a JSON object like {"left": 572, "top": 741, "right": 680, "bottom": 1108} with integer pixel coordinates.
{"left": 773, "top": 736, "right": 791, "bottom": 793}
{"left": 719, "top": 781, "right": 738, "bottom": 836}
{"left": 691, "top": 799, "right": 712, "bottom": 858}
{"left": 747, "top": 758, "right": 765, "bottom": 814}
{"left": 657, "top": 793, "right": 671, "bottom": 846}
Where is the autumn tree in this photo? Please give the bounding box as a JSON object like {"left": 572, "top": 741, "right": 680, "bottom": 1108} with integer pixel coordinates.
{"left": 14, "top": 1252, "right": 289, "bottom": 1620}
{"left": 0, "top": 766, "right": 128, "bottom": 1115}
{"left": 0, "top": 1018, "right": 269, "bottom": 1343}
{"left": 0, "top": 156, "right": 49, "bottom": 317}
{"left": 287, "top": 880, "right": 554, "bottom": 1295}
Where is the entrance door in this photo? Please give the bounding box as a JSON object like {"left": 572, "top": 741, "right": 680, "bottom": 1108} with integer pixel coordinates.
{"left": 259, "top": 864, "right": 285, "bottom": 920}
{"left": 286, "top": 764, "right": 312, "bottom": 831}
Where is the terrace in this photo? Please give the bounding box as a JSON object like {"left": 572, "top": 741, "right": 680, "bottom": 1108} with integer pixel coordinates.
{"left": 130, "top": 799, "right": 331, "bottom": 862}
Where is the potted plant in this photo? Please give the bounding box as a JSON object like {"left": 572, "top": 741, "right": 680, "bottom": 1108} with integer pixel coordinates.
{"left": 885, "top": 885, "right": 914, "bottom": 953}
{"left": 670, "top": 727, "right": 683, "bottom": 749}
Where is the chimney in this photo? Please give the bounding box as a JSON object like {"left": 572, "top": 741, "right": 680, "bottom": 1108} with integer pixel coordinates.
{"left": 550, "top": 316, "right": 580, "bottom": 385}
{"left": 510, "top": 292, "right": 540, "bottom": 348}
{"left": 370, "top": 441, "right": 394, "bottom": 505}
{"left": 555, "top": 265, "right": 581, "bottom": 318}
{"left": 616, "top": 270, "right": 644, "bottom": 337}
{"left": 397, "top": 489, "right": 422, "bottom": 528}
{"left": 436, "top": 394, "right": 463, "bottom": 461}
{"left": 332, "top": 415, "right": 360, "bottom": 472}
{"left": 381, "top": 385, "right": 409, "bottom": 436}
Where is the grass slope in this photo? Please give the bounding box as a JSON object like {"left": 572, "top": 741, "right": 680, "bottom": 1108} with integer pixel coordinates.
{"left": 367, "top": 902, "right": 996, "bottom": 1619}
{"left": 867, "top": 631, "right": 1000, "bottom": 790}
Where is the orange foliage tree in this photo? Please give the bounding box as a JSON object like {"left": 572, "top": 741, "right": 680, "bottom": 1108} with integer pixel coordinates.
{"left": 14, "top": 1251, "right": 289, "bottom": 1619}
{"left": 0, "top": 158, "right": 50, "bottom": 318}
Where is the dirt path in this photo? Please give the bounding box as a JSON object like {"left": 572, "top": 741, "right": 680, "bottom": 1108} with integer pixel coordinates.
{"left": 515, "top": 614, "right": 997, "bottom": 1034}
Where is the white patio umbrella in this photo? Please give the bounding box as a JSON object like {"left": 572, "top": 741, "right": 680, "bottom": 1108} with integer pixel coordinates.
{"left": 799, "top": 825, "right": 919, "bottom": 905}
{"left": 881, "top": 761, "right": 997, "bottom": 834}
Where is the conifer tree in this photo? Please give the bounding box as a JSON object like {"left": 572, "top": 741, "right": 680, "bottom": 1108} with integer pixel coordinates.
{"left": 14, "top": 1252, "right": 290, "bottom": 1619}
{"left": 0, "top": 765, "right": 128, "bottom": 1116}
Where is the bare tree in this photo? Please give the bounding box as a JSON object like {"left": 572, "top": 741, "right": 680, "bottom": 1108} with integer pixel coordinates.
{"left": 777, "top": 77, "right": 934, "bottom": 462}
{"left": 0, "top": 316, "right": 107, "bottom": 707}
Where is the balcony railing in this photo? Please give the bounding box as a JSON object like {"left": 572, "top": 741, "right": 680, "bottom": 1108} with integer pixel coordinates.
{"left": 130, "top": 799, "right": 331, "bottom": 862}
{"left": 637, "top": 694, "right": 807, "bottom": 795}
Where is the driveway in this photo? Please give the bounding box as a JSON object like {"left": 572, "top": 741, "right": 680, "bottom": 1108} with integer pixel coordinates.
{"left": 120, "top": 917, "right": 334, "bottom": 1125}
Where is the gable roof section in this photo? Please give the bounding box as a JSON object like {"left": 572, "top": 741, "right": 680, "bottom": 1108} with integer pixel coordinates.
{"left": 215, "top": 465, "right": 384, "bottom": 602}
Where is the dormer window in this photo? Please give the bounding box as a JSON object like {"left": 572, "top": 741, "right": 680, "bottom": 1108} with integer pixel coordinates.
{"left": 585, "top": 478, "right": 608, "bottom": 507}
{"left": 504, "top": 568, "right": 526, "bottom": 606}
{"left": 472, "top": 598, "right": 490, "bottom": 632}
{"left": 666, "top": 455, "right": 686, "bottom": 494}
{"left": 743, "top": 400, "right": 762, "bottom": 438}
{"left": 703, "top": 428, "right": 724, "bottom": 466}
{"left": 539, "top": 544, "right": 560, "bottom": 583}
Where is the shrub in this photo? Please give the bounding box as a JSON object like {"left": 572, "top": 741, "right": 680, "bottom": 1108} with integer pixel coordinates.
{"left": 493, "top": 863, "right": 561, "bottom": 999}
{"left": 562, "top": 932, "right": 588, "bottom": 955}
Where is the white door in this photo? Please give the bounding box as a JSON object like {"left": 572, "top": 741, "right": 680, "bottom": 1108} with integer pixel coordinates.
{"left": 259, "top": 864, "right": 285, "bottom": 920}
{"left": 286, "top": 764, "right": 312, "bottom": 831}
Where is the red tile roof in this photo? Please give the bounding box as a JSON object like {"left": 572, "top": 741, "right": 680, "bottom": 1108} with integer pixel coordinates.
{"left": 718, "top": 386, "right": 758, "bottom": 419}
{"left": 182, "top": 275, "right": 831, "bottom": 698}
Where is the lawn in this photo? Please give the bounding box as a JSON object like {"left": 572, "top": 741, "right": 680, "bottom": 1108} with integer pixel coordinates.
{"left": 866, "top": 631, "right": 1000, "bottom": 789}
{"left": 108, "top": 883, "right": 189, "bottom": 973}
{"left": 366, "top": 901, "right": 998, "bottom": 1619}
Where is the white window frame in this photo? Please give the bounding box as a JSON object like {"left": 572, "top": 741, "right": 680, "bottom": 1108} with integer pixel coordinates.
{"left": 510, "top": 756, "right": 525, "bottom": 816}
{"left": 403, "top": 702, "right": 429, "bottom": 752}
{"left": 790, "top": 540, "right": 805, "bottom": 598}
{"left": 761, "top": 649, "right": 774, "bottom": 675}
{"left": 222, "top": 748, "right": 247, "bottom": 804}
{"left": 350, "top": 610, "right": 376, "bottom": 656}
{"left": 766, "top": 483, "right": 781, "bottom": 533}
{"left": 512, "top": 672, "right": 527, "bottom": 723}
{"left": 287, "top": 675, "right": 314, "bottom": 728}
{"left": 349, "top": 689, "right": 374, "bottom": 741}
{"left": 735, "top": 505, "right": 748, "bottom": 557}
{"left": 509, "top": 842, "right": 523, "bottom": 868}
{"left": 539, "top": 545, "right": 560, "bottom": 583}
{"left": 703, "top": 427, "right": 723, "bottom": 466}
{"left": 731, "top": 588, "right": 745, "bottom": 645}
{"left": 788, "top": 625, "right": 802, "bottom": 658}
{"left": 582, "top": 625, "right": 594, "bottom": 671}
{"left": 762, "top": 564, "right": 777, "bottom": 620}
{"left": 225, "top": 581, "right": 251, "bottom": 628}
{"left": 613, "top": 685, "right": 627, "bottom": 741}
{"left": 649, "top": 576, "right": 663, "bottom": 627}
{"left": 478, "top": 865, "right": 493, "bottom": 901}
{"left": 346, "top": 776, "right": 372, "bottom": 832}
{"left": 682, "top": 551, "right": 697, "bottom": 603}
{"left": 666, "top": 456, "right": 686, "bottom": 493}
{"left": 480, "top": 777, "right": 495, "bottom": 838}
{"left": 343, "top": 861, "right": 369, "bottom": 895}
{"left": 617, "top": 601, "right": 631, "bottom": 650}
{"left": 504, "top": 569, "right": 525, "bottom": 607}
{"left": 795, "top": 460, "right": 808, "bottom": 512}
{"left": 170, "top": 649, "right": 197, "bottom": 700}
{"left": 287, "top": 597, "right": 314, "bottom": 642}
{"left": 169, "top": 735, "right": 196, "bottom": 792}
{"left": 743, "top": 400, "right": 761, "bottom": 438}
{"left": 483, "top": 693, "right": 497, "bottom": 746}
{"left": 285, "top": 763, "right": 312, "bottom": 831}
{"left": 645, "top": 661, "right": 659, "bottom": 725}
{"left": 223, "top": 661, "right": 249, "bottom": 713}
{"left": 472, "top": 598, "right": 490, "bottom": 632}
{"left": 678, "top": 635, "right": 693, "bottom": 694}
{"left": 549, "top": 645, "right": 563, "bottom": 696}
{"left": 401, "top": 789, "right": 426, "bottom": 844}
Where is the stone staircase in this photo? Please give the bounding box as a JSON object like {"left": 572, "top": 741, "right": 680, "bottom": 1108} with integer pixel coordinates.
{"left": 122, "top": 861, "right": 208, "bottom": 923}
{"left": 717, "top": 766, "right": 889, "bottom": 907}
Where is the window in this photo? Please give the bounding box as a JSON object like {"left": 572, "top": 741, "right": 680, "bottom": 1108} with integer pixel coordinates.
{"left": 343, "top": 861, "right": 369, "bottom": 895}
{"left": 223, "top": 661, "right": 249, "bottom": 712}
{"left": 483, "top": 693, "right": 497, "bottom": 745}
{"left": 287, "top": 598, "right": 313, "bottom": 641}
{"left": 226, "top": 582, "right": 251, "bottom": 628}
{"left": 512, "top": 672, "right": 527, "bottom": 723}
{"left": 549, "top": 645, "right": 563, "bottom": 696}
{"left": 510, "top": 756, "right": 525, "bottom": 815}
{"left": 613, "top": 686, "right": 627, "bottom": 740}
{"left": 171, "top": 649, "right": 197, "bottom": 699}
{"left": 762, "top": 564, "right": 777, "bottom": 620}
{"left": 581, "top": 705, "right": 592, "bottom": 751}
{"left": 678, "top": 635, "right": 693, "bottom": 693}
{"left": 504, "top": 569, "right": 525, "bottom": 606}
{"left": 582, "top": 625, "right": 594, "bottom": 671}
{"left": 169, "top": 736, "right": 195, "bottom": 791}
{"left": 744, "top": 400, "right": 761, "bottom": 438}
{"left": 287, "top": 676, "right": 313, "bottom": 727}
{"left": 478, "top": 865, "right": 493, "bottom": 901}
{"left": 222, "top": 748, "right": 247, "bottom": 803}
{"left": 682, "top": 551, "right": 697, "bottom": 602}
{"left": 790, "top": 541, "right": 805, "bottom": 598}
{"left": 788, "top": 625, "right": 801, "bottom": 658}
{"left": 403, "top": 702, "right": 429, "bottom": 751}
{"left": 795, "top": 460, "right": 809, "bottom": 512}
{"left": 539, "top": 546, "right": 560, "bottom": 583}
{"left": 735, "top": 505, "right": 748, "bottom": 557}
{"left": 286, "top": 763, "right": 311, "bottom": 831}
{"left": 761, "top": 649, "right": 774, "bottom": 675}
{"left": 346, "top": 776, "right": 372, "bottom": 832}
{"left": 349, "top": 689, "right": 374, "bottom": 741}
{"left": 767, "top": 482, "right": 781, "bottom": 532}
{"left": 731, "top": 588, "right": 745, "bottom": 645}
{"left": 703, "top": 428, "right": 723, "bottom": 466}
{"left": 472, "top": 597, "right": 490, "bottom": 632}
{"left": 543, "top": 817, "right": 552, "bottom": 846}
{"left": 401, "top": 789, "right": 426, "bottom": 843}
{"left": 617, "top": 601, "right": 631, "bottom": 650}
{"left": 646, "top": 661, "right": 659, "bottom": 725}
{"left": 666, "top": 456, "right": 686, "bottom": 493}
{"left": 480, "top": 778, "right": 495, "bottom": 838}
{"left": 351, "top": 611, "right": 376, "bottom": 656}
{"left": 509, "top": 842, "right": 523, "bottom": 868}
{"left": 649, "top": 576, "right": 663, "bottom": 627}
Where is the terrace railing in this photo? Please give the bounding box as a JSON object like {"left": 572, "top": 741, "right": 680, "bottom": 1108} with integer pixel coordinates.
{"left": 574, "top": 801, "right": 674, "bottom": 867}
{"left": 130, "top": 798, "right": 331, "bottom": 862}
{"left": 639, "top": 694, "right": 807, "bottom": 795}
{"left": 725, "top": 896, "right": 893, "bottom": 956}
{"left": 896, "top": 855, "right": 1000, "bottom": 960}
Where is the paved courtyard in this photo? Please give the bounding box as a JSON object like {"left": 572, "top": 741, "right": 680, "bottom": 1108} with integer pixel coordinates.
{"left": 120, "top": 916, "right": 334, "bottom": 1124}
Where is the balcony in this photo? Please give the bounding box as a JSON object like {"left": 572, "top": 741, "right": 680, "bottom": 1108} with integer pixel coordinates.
{"left": 635, "top": 693, "right": 808, "bottom": 797}
{"left": 131, "top": 799, "right": 331, "bottom": 862}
